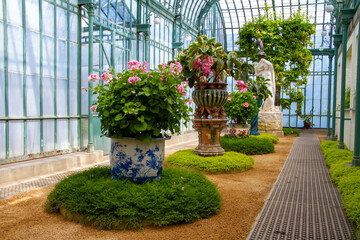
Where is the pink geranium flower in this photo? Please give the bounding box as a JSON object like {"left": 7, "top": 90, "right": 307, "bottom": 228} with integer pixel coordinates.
{"left": 128, "top": 76, "right": 139, "bottom": 83}
{"left": 101, "top": 72, "right": 113, "bottom": 85}
{"left": 193, "top": 58, "right": 201, "bottom": 69}
{"left": 176, "top": 84, "right": 184, "bottom": 93}
{"left": 88, "top": 74, "right": 100, "bottom": 83}
{"left": 253, "top": 95, "right": 256, "bottom": 99}
{"left": 243, "top": 102, "right": 249, "bottom": 108}
{"left": 227, "top": 97, "right": 231, "bottom": 101}
{"left": 90, "top": 105, "right": 97, "bottom": 113}
{"left": 127, "top": 60, "right": 142, "bottom": 70}
{"left": 240, "top": 88, "right": 248, "bottom": 93}
{"left": 202, "top": 63, "right": 212, "bottom": 75}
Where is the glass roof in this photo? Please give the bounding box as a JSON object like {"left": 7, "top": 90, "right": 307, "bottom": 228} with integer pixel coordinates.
{"left": 149, "top": 0, "right": 339, "bottom": 52}
{"left": 216, "top": 0, "right": 333, "bottom": 51}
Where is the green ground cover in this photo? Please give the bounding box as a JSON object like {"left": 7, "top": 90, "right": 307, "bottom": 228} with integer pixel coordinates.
{"left": 45, "top": 167, "right": 221, "bottom": 230}
{"left": 283, "top": 128, "right": 300, "bottom": 136}
{"left": 320, "top": 141, "right": 360, "bottom": 233}
{"left": 166, "top": 149, "right": 254, "bottom": 173}
{"left": 220, "top": 135, "right": 274, "bottom": 155}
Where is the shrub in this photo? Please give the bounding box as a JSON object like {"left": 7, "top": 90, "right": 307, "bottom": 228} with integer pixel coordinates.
{"left": 220, "top": 136, "right": 274, "bottom": 155}
{"left": 45, "top": 167, "right": 221, "bottom": 230}
{"left": 338, "top": 171, "right": 360, "bottom": 233}
{"left": 324, "top": 149, "right": 353, "bottom": 167}
{"left": 321, "top": 141, "right": 360, "bottom": 232}
{"left": 166, "top": 149, "right": 254, "bottom": 173}
{"left": 250, "top": 133, "right": 279, "bottom": 144}
{"left": 283, "top": 127, "right": 300, "bottom": 136}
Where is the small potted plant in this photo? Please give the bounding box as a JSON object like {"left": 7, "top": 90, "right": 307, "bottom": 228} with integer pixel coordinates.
{"left": 223, "top": 80, "right": 258, "bottom": 138}
{"left": 88, "top": 60, "right": 192, "bottom": 182}
{"left": 301, "top": 109, "right": 313, "bottom": 129}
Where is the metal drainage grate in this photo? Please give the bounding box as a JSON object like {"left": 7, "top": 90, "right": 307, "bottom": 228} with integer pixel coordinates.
{"left": 247, "top": 133, "right": 355, "bottom": 240}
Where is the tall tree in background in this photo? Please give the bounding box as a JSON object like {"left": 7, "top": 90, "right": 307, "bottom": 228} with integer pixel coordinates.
{"left": 236, "top": 8, "right": 315, "bottom": 115}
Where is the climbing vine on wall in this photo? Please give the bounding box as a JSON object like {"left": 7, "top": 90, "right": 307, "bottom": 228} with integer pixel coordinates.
{"left": 236, "top": 8, "right": 315, "bottom": 115}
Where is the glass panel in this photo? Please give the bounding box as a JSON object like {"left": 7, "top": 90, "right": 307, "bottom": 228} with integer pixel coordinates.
{"left": 42, "top": 77, "right": 54, "bottom": 116}
{"left": 69, "top": 42, "right": 77, "bottom": 79}
{"left": 57, "top": 119, "right": 68, "bottom": 150}
{"left": 9, "top": 121, "right": 24, "bottom": 157}
{"left": 70, "top": 119, "right": 78, "bottom": 147}
{"left": 0, "top": 22, "right": 3, "bottom": 69}
{"left": 26, "top": 0, "right": 40, "bottom": 31}
{"left": 57, "top": 39, "right": 67, "bottom": 78}
{"left": 69, "top": 12, "right": 78, "bottom": 42}
{"left": 81, "top": 117, "right": 88, "bottom": 147}
{"left": 0, "top": 0, "right": 3, "bottom": 20}
{"left": 42, "top": 1, "right": 54, "bottom": 36}
{"left": 6, "top": 0, "right": 22, "bottom": 26}
{"left": 69, "top": 79, "right": 77, "bottom": 115}
{"left": 0, "top": 71, "right": 4, "bottom": 117}
{"left": 43, "top": 120, "right": 54, "bottom": 152}
{"left": 81, "top": 67, "right": 89, "bottom": 115}
{"left": 56, "top": 78, "right": 68, "bottom": 115}
{"left": 8, "top": 72, "right": 23, "bottom": 117}
{"left": 26, "top": 75, "right": 40, "bottom": 117}
{"left": 43, "top": 35, "right": 55, "bottom": 77}
{"left": 56, "top": 7, "right": 68, "bottom": 40}
{"left": 27, "top": 120, "right": 40, "bottom": 154}
{"left": 0, "top": 122, "right": 5, "bottom": 158}
{"left": 7, "top": 25, "right": 23, "bottom": 72}
{"left": 26, "top": 30, "right": 40, "bottom": 74}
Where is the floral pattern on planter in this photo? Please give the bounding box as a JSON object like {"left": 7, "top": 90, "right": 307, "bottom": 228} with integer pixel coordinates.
{"left": 110, "top": 138, "right": 165, "bottom": 182}
{"left": 226, "top": 123, "right": 250, "bottom": 138}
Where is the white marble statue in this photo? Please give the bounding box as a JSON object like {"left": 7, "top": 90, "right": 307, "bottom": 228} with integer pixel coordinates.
{"left": 255, "top": 58, "right": 276, "bottom": 112}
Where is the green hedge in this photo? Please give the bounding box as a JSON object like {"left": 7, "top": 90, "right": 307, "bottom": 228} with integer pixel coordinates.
{"left": 166, "top": 149, "right": 254, "bottom": 173}
{"left": 283, "top": 127, "right": 300, "bottom": 136}
{"left": 220, "top": 135, "right": 274, "bottom": 155}
{"left": 45, "top": 167, "right": 221, "bottom": 230}
{"left": 320, "top": 141, "right": 360, "bottom": 233}
{"left": 250, "top": 133, "right": 279, "bottom": 144}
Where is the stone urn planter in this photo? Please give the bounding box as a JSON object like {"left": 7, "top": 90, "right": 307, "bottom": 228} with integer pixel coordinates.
{"left": 192, "top": 82, "right": 228, "bottom": 156}
{"left": 110, "top": 137, "right": 167, "bottom": 182}
{"left": 192, "top": 82, "right": 228, "bottom": 119}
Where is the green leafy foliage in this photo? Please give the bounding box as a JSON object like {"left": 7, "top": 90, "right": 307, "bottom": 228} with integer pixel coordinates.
{"left": 320, "top": 141, "right": 360, "bottom": 232}
{"left": 91, "top": 62, "right": 192, "bottom": 142}
{"left": 236, "top": 8, "right": 315, "bottom": 115}
{"left": 166, "top": 149, "right": 254, "bottom": 173}
{"left": 338, "top": 172, "right": 360, "bottom": 233}
{"left": 223, "top": 90, "right": 258, "bottom": 123}
{"left": 320, "top": 141, "right": 347, "bottom": 157}
{"left": 45, "top": 167, "right": 221, "bottom": 230}
{"left": 247, "top": 77, "right": 273, "bottom": 101}
{"left": 177, "top": 35, "right": 247, "bottom": 87}
{"left": 283, "top": 128, "right": 300, "bottom": 136}
{"left": 250, "top": 133, "right": 279, "bottom": 144}
{"left": 345, "top": 87, "right": 351, "bottom": 109}
{"left": 220, "top": 136, "right": 274, "bottom": 155}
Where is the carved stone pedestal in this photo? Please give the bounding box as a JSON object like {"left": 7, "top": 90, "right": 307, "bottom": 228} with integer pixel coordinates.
{"left": 192, "top": 119, "right": 228, "bottom": 156}
{"left": 258, "top": 108, "right": 284, "bottom": 137}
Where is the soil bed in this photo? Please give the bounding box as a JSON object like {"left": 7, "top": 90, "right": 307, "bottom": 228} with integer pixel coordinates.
{"left": 0, "top": 135, "right": 296, "bottom": 240}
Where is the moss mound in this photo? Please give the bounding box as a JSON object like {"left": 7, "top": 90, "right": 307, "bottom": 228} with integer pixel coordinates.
{"left": 166, "top": 149, "right": 254, "bottom": 173}
{"left": 250, "top": 133, "right": 279, "bottom": 144}
{"left": 283, "top": 127, "right": 300, "bottom": 136}
{"left": 45, "top": 167, "right": 221, "bottom": 230}
{"left": 220, "top": 135, "right": 274, "bottom": 155}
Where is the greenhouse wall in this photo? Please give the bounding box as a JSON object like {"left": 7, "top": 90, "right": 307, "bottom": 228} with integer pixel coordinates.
{"left": 336, "top": 19, "right": 359, "bottom": 151}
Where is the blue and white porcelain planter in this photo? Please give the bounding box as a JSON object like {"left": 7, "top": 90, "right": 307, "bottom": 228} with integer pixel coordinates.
{"left": 110, "top": 137, "right": 166, "bottom": 182}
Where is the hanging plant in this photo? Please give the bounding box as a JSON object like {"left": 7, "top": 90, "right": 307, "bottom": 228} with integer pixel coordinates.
{"left": 236, "top": 7, "right": 315, "bottom": 115}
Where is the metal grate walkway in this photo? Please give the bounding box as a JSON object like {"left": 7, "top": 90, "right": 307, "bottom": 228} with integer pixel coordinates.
{"left": 247, "top": 133, "right": 355, "bottom": 240}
